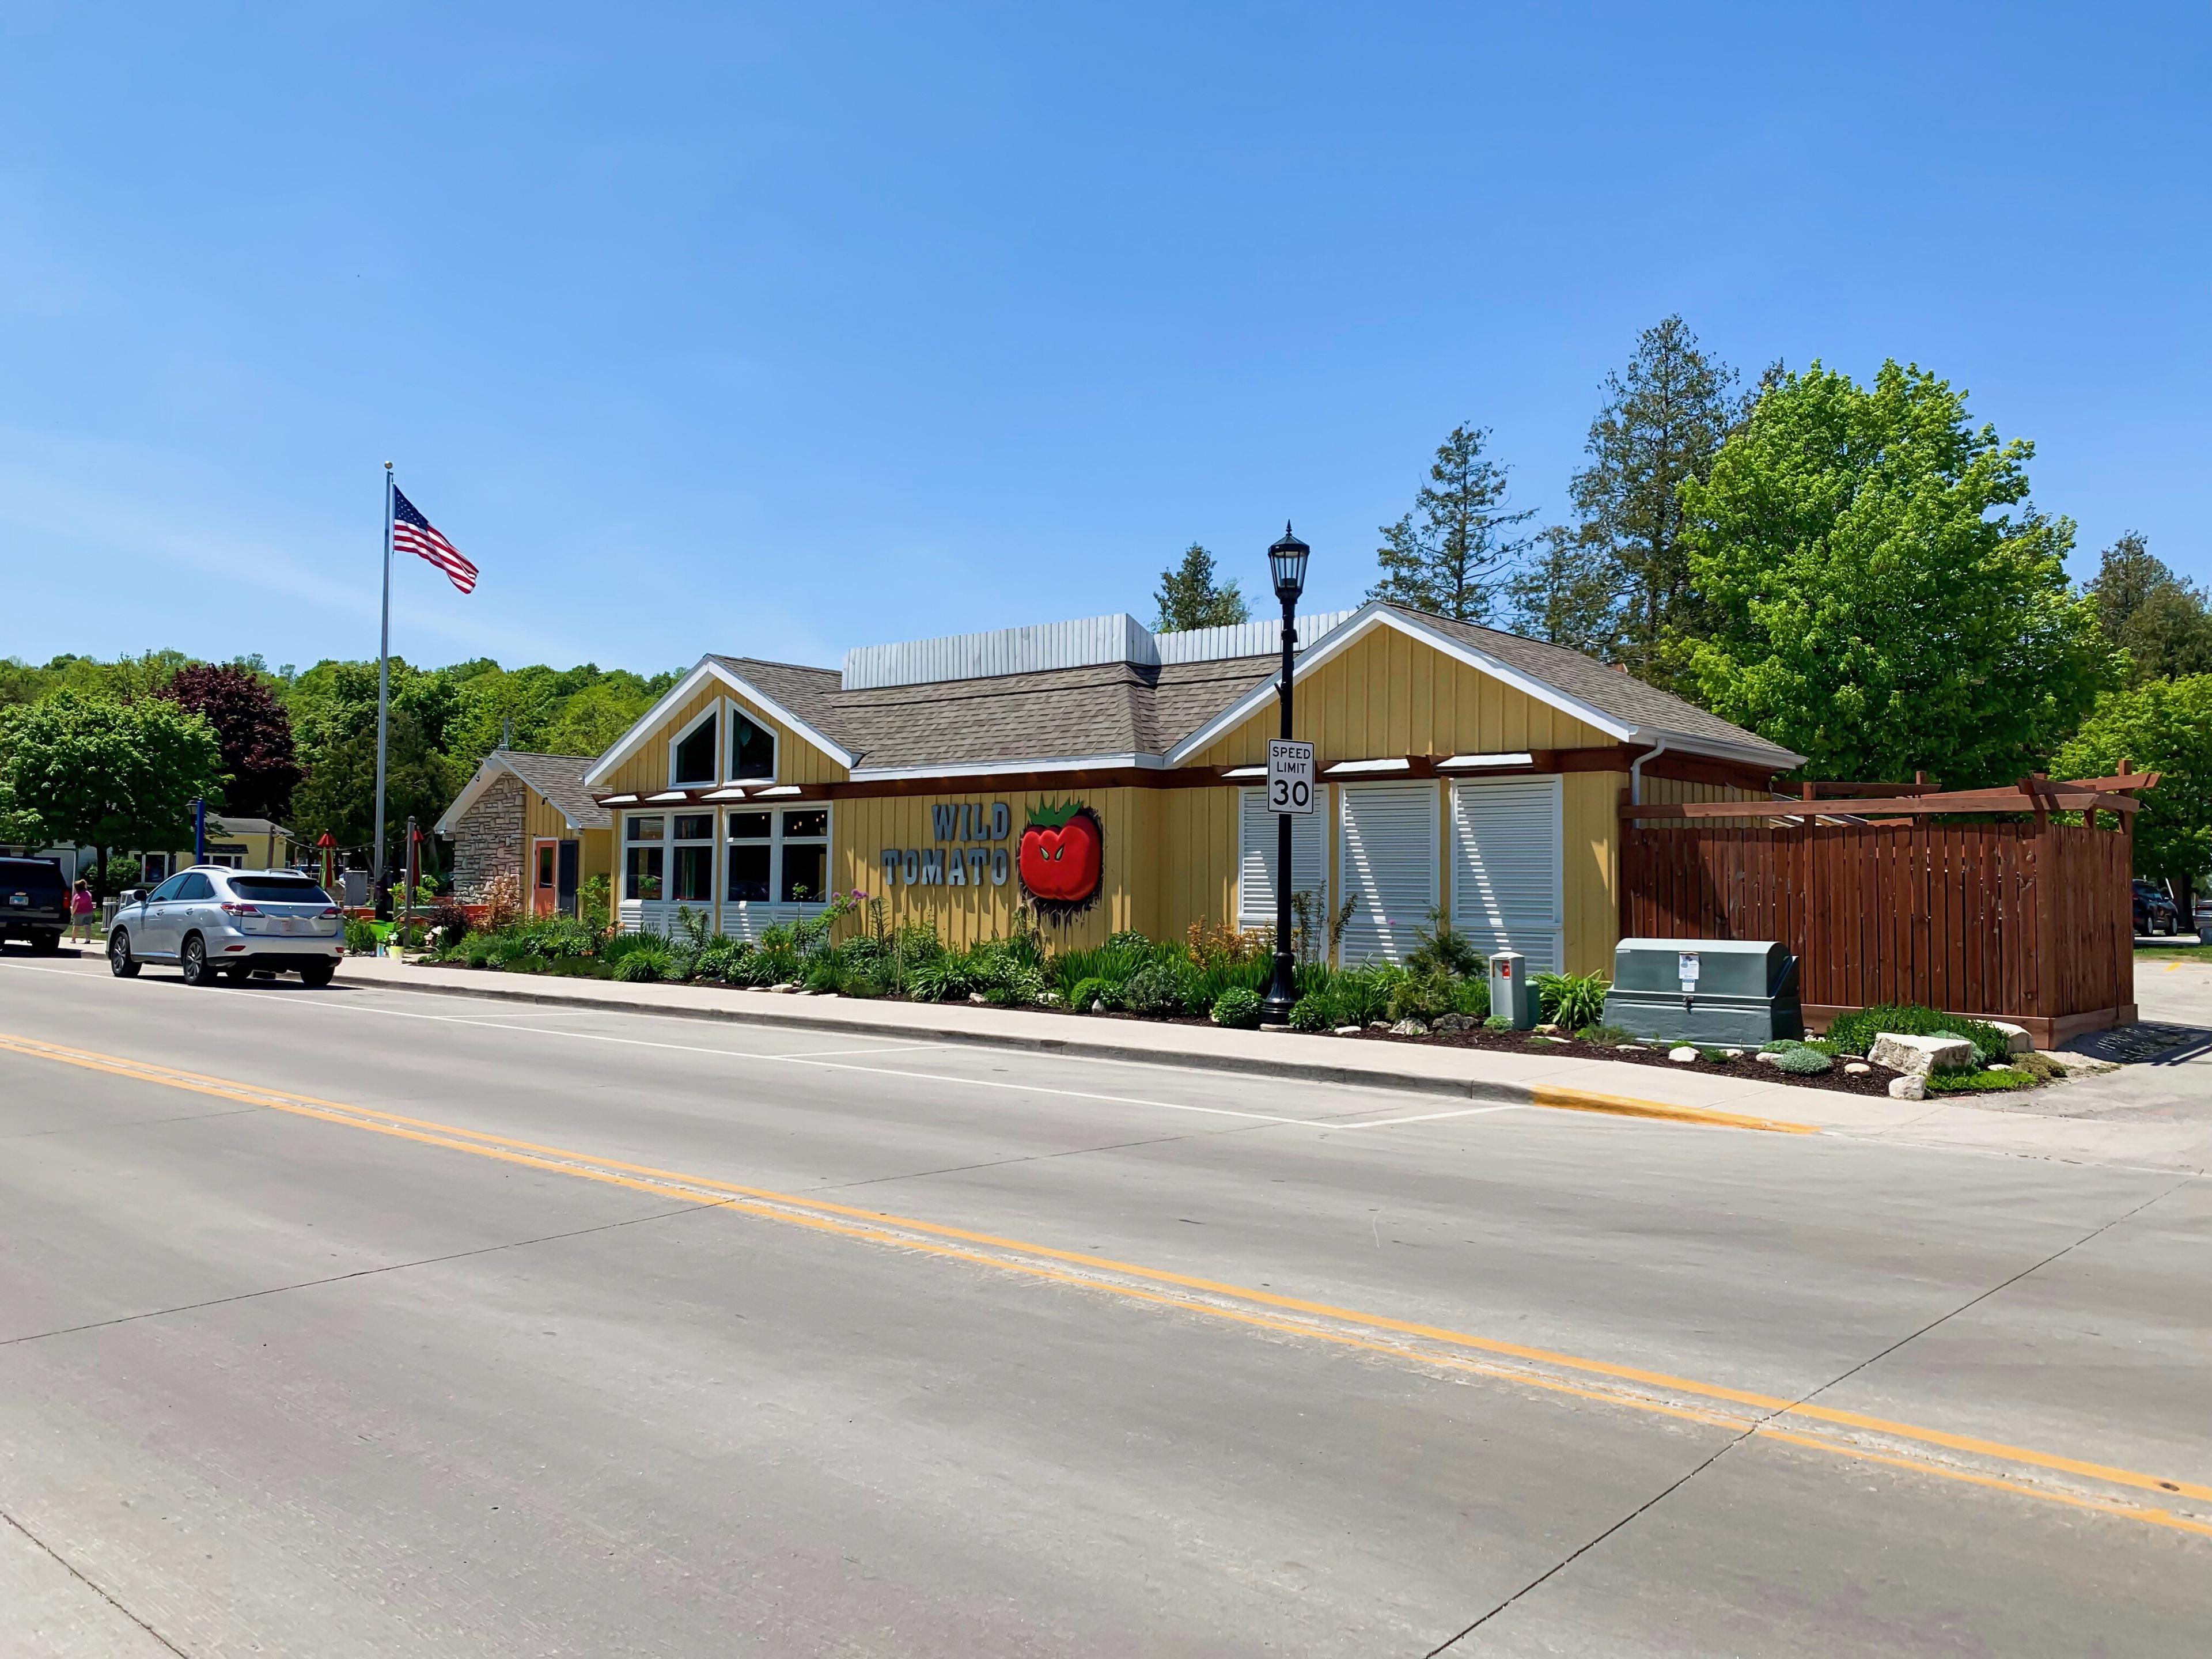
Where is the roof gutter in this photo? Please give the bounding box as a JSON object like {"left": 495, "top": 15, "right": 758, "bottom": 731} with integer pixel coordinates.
{"left": 1628, "top": 733, "right": 1669, "bottom": 806}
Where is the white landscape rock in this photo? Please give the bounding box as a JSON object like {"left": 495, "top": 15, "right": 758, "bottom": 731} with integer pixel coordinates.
{"left": 1334, "top": 1025, "right": 1365, "bottom": 1036}
{"left": 1753, "top": 1050, "right": 1786, "bottom": 1066}
{"left": 1844, "top": 1062, "right": 1872, "bottom": 1075}
{"left": 1987, "top": 1020, "right": 2034, "bottom": 1056}
{"left": 1668, "top": 1045, "right": 1700, "bottom": 1063}
{"left": 1869, "top": 1032, "right": 1976, "bottom": 1077}
{"left": 1888, "top": 1073, "right": 1927, "bottom": 1101}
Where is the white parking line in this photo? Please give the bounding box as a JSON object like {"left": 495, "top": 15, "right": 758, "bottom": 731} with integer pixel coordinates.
{"left": 1331, "top": 1105, "right": 1528, "bottom": 1130}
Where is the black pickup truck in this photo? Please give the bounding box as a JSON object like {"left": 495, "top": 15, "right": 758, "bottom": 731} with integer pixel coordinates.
{"left": 0, "top": 856, "right": 68, "bottom": 953}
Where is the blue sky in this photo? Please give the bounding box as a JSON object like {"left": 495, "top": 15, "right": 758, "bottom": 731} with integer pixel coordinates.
{"left": 3, "top": 4, "right": 2205, "bottom": 676}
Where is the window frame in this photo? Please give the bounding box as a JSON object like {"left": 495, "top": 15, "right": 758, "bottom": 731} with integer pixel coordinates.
{"left": 666, "top": 703, "right": 721, "bottom": 788}
{"left": 719, "top": 804, "right": 832, "bottom": 913}
{"left": 623, "top": 813, "right": 668, "bottom": 902}
{"left": 725, "top": 698, "right": 778, "bottom": 783}
{"left": 669, "top": 813, "right": 717, "bottom": 906}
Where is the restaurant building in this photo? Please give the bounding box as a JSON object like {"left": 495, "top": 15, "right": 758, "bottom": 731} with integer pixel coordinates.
{"left": 581, "top": 601, "right": 1800, "bottom": 974}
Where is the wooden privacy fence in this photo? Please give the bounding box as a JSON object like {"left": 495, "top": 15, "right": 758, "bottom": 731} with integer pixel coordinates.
{"left": 1619, "top": 774, "right": 2151, "bottom": 1045}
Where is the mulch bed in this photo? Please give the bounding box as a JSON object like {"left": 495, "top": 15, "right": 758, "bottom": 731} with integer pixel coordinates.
{"left": 413, "top": 958, "right": 1904, "bottom": 1096}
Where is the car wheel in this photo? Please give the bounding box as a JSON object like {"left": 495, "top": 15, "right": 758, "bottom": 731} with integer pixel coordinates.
{"left": 108, "top": 928, "right": 141, "bottom": 978}
{"left": 180, "top": 934, "right": 214, "bottom": 987}
{"left": 300, "top": 961, "right": 336, "bottom": 988}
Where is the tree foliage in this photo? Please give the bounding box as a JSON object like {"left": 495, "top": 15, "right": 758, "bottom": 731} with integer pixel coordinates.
{"left": 0, "top": 691, "right": 224, "bottom": 891}
{"left": 2052, "top": 676, "right": 2212, "bottom": 893}
{"left": 1153, "top": 544, "right": 1249, "bottom": 631}
{"left": 162, "top": 662, "right": 301, "bottom": 819}
{"left": 2087, "top": 532, "right": 2212, "bottom": 684}
{"left": 1505, "top": 525, "right": 1630, "bottom": 654}
{"left": 1369, "top": 425, "right": 1533, "bottom": 623}
{"left": 1677, "top": 361, "right": 2116, "bottom": 785}
{"left": 1545, "top": 316, "right": 1743, "bottom": 673}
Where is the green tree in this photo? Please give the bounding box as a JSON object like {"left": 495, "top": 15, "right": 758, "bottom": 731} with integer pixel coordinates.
{"left": 540, "top": 677, "right": 661, "bottom": 756}
{"left": 1506, "top": 525, "right": 1629, "bottom": 654}
{"left": 2087, "top": 532, "right": 2212, "bottom": 684}
{"left": 286, "top": 660, "right": 461, "bottom": 874}
{"left": 1153, "top": 544, "right": 1249, "bottom": 631}
{"left": 0, "top": 691, "right": 225, "bottom": 893}
{"left": 1550, "top": 316, "right": 1741, "bottom": 676}
{"left": 2052, "top": 676, "right": 2212, "bottom": 901}
{"left": 1369, "top": 425, "right": 1533, "bottom": 623}
{"left": 1678, "top": 361, "right": 2116, "bottom": 785}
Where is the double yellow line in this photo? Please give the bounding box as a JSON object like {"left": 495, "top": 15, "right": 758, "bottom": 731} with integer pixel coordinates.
{"left": 4, "top": 1031, "right": 2205, "bottom": 1542}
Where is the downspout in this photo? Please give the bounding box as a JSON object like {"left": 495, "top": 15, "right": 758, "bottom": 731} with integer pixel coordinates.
{"left": 1628, "top": 733, "right": 1669, "bottom": 806}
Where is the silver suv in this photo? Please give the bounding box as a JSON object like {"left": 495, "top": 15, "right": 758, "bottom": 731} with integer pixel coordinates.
{"left": 109, "top": 866, "right": 344, "bottom": 987}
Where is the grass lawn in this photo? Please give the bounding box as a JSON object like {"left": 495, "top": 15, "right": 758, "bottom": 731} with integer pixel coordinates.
{"left": 2135, "top": 938, "right": 2212, "bottom": 961}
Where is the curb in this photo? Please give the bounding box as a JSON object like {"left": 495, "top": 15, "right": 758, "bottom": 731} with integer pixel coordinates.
{"left": 349, "top": 967, "right": 1819, "bottom": 1134}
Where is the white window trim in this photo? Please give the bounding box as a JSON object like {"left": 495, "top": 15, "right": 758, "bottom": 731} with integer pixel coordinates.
{"left": 667, "top": 809, "right": 718, "bottom": 909}
{"left": 721, "top": 802, "right": 834, "bottom": 915}
{"left": 667, "top": 703, "right": 721, "bottom": 789}
{"left": 724, "top": 698, "right": 779, "bottom": 785}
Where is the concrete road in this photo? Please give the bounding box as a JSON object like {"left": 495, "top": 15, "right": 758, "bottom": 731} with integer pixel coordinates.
{"left": 1, "top": 952, "right": 2205, "bottom": 1657}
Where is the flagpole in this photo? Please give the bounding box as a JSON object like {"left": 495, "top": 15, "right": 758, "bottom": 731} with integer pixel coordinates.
{"left": 372, "top": 462, "right": 394, "bottom": 907}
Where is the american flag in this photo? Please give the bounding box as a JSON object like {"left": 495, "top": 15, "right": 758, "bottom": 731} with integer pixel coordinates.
{"left": 392, "top": 487, "right": 478, "bottom": 594}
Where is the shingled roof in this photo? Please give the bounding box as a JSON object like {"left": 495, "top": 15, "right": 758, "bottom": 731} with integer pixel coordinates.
{"left": 693, "top": 602, "right": 1799, "bottom": 775}
{"left": 436, "top": 750, "right": 610, "bottom": 836}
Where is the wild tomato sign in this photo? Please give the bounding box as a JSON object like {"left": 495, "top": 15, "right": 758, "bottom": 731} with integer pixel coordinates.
{"left": 1016, "top": 800, "right": 1104, "bottom": 921}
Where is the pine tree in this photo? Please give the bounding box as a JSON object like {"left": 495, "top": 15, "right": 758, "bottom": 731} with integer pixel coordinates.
{"left": 1507, "top": 525, "right": 1629, "bottom": 654}
{"left": 1562, "top": 316, "right": 1741, "bottom": 680}
{"left": 2089, "top": 533, "right": 2212, "bottom": 682}
{"left": 1153, "top": 544, "right": 1249, "bottom": 632}
{"left": 1368, "top": 425, "right": 1533, "bottom": 623}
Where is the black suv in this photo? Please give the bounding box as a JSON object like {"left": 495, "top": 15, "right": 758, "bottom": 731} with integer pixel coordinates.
{"left": 2134, "top": 880, "right": 2183, "bottom": 937}
{"left": 0, "top": 857, "right": 68, "bottom": 953}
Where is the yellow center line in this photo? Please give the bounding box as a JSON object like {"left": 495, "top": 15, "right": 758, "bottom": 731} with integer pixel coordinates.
{"left": 3, "top": 1030, "right": 2206, "bottom": 1539}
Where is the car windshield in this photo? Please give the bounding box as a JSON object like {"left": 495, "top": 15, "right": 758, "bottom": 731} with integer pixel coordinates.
{"left": 228, "top": 877, "right": 334, "bottom": 904}
{"left": 0, "top": 859, "right": 64, "bottom": 892}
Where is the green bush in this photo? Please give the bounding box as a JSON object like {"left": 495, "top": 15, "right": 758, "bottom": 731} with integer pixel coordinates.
{"left": 802, "top": 955, "right": 842, "bottom": 993}
{"left": 1288, "top": 996, "right": 1334, "bottom": 1032}
{"left": 1326, "top": 967, "right": 1395, "bottom": 1027}
{"left": 1210, "top": 987, "right": 1264, "bottom": 1028}
{"left": 343, "top": 917, "right": 379, "bottom": 955}
{"left": 1774, "top": 1046, "right": 1832, "bottom": 1075}
{"left": 461, "top": 933, "right": 499, "bottom": 968}
{"left": 1387, "top": 967, "right": 1459, "bottom": 1024}
{"left": 1119, "top": 961, "right": 1191, "bottom": 1016}
{"left": 613, "top": 946, "right": 670, "bottom": 982}
{"left": 1406, "top": 907, "right": 1487, "bottom": 978}
{"left": 1484, "top": 1014, "right": 1511, "bottom": 1032}
{"left": 906, "top": 956, "right": 969, "bottom": 1003}
{"left": 1533, "top": 971, "right": 1609, "bottom": 1031}
{"left": 1928, "top": 1066, "right": 2037, "bottom": 1093}
{"left": 695, "top": 942, "right": 752, "bottom": 982}
{"left": 491, "top": 934, "right": 541, "bottom": 969}
{"left": 515, "top": 915, "right": 599, "bottom": 960}
{"left": 1825, "top": 1003, "right": 2012, "bottom": 1066}
{"left": 1069, "top": 975, "right": 1112, "bottom": 1012}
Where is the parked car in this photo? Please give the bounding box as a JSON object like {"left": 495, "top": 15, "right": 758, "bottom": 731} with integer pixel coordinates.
{"left": 108, "top": 866, "right": 344, "bottom": 986}
{"left": 0, "top": 855, "right": 67, "bottom": 953}
{"left": 2133, "top": 880, "right": 2184, "bottom": 937}
{"left": 2194, "top": 891, "right": 2212, "bottom": 942}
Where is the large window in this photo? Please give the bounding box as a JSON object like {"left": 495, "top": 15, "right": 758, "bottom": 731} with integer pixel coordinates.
{"left": 624, "top": 816, "right": 666, "bottom": 900}
{"left": 671, "top": 813, "right": 715, "bottom": 903}
{"left": 725, "top": 811, "right": 771, "bottom": 901}
{"left": 721, "top": 807, "right": 830, "bottom": 907}
{"left": 672, "top": 710, "right": 718, "bottom": 787}
{"left": 730, "top": 710, "right": 775, "bottom": 780}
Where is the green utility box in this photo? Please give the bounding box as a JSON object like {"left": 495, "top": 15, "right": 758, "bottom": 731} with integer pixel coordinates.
{"left": 1601, "top": 938, "right": 1804, "bottom": 1047}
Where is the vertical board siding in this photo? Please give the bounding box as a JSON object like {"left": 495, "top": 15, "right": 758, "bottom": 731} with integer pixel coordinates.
{"left": 1620, "top": 820, "right": 2133, "bottom": 1022}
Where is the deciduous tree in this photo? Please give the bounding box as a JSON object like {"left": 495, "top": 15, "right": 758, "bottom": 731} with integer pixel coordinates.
{"left": 162, "top": 662, "right": 301, "bottom": 820}
{"left": 1369, "top": 425, "right": 1533, "bottom": 623}
{"left": 0, "top": 691, "right": 224, "bottom": 893}
{"left": 1153, "top": 544, "right": 1249, "bottom": 631}
{"left": 1678, "top": 361, "right": 2116, "bottom": 785}
{"left": 2052, "top": 675, "right": 2212, "bottom": 902}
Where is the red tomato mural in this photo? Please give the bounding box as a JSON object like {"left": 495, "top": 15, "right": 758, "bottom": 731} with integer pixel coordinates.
{"left": 1016, "top": 800, "right": 1104, "bottom": 920}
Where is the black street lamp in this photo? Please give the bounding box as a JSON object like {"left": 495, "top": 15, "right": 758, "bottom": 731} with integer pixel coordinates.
{"left": 1262, "top": 521, "right": 1309, "bottom": 1020}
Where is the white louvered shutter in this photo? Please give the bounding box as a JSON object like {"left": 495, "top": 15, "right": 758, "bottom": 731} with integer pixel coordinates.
{"left": 1449, "top": 777, "right": 1563, "bottom": 972}
{"left": 1237, "top": 788, "right": 1328, "bottom": 932}
{"left": 1336, "top": 783, "right": 1439, "bottom": 964}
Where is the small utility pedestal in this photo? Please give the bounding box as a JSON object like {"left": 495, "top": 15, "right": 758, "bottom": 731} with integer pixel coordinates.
{"left": 1489, "top": 950, "right": 1540, "bottom": 1029}
{"left": 1601, "top": 938, "right": 1803, "bottom": 1047}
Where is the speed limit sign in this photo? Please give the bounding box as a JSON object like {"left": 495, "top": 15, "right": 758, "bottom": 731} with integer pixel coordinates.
{"left": 1267, "top": 740, "right": 1316, "bottom": 816}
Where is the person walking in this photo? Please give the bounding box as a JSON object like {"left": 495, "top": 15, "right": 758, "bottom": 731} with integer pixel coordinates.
{"left": 68, "top": 878, "right": 96, "bottom": 944}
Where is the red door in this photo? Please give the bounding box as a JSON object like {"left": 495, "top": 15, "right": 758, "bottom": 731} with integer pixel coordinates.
{"left": 532, "top": 839, "right": 559, "bottom": 917}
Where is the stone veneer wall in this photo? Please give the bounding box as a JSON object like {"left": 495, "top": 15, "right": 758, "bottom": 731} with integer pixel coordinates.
{"left": 451, "top": 772, "right": 527, "bottom": 904}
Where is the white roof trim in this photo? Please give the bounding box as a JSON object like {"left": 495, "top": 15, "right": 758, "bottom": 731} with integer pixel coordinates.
{"left": 601, "top": 793, "right": 639, "bottom": 805}
{"left": 433, "top": 752, "right": 604, "bottom": 836}
{"left": 1440, "top": 751, "right": 1536, "bottom": 769}
{"left": 753, "top": 785, "right": 802, "bottom": 797}
{"left": 1165, "top": 604, "right": 1638, "bottom": 764}
{"left": 845, "top": 752, "right": 1166, "bottom": 783}
{"left": 582, "top": 657, "right": 857, "bottom": 786}
{"left": 1219, "top": 765, "right": 1266, "bottom": 779}
{"left": 1325, "top": 757, "right": 1412, "bottom": 775}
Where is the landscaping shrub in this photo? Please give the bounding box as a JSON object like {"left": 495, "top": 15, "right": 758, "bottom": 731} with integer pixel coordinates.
{"left": 1484, "top": 1014, "right": 1511, "bottom": 1032}
{"left": 1119, "top": 961, "right": 1190, "bottom": 1016}
{"left": 343, "top": 917, "right": 380, "bottom": 955}
{"left": 461, "top": 933, "right": 499, "bottom": 968}
{"left": 517, "top": 915, "right": 600, "bottom": 961}
{"left": 1928, "top": 1066, "right": 2037, "bottom": 1093}
{"left": 906, "top": 955, "right": 968, "bottom": 1003}
{"left": 695, "top": 942, "right": 752, "bottom": 983}
{"left": 802, "top": 955, "right": 842, "bottom": 993}
{"left": 1406, "top": 907, "right": 1486, "bottom": 978}
{"left": 428, "top": 900, "right": 472, "bottom": 950}
{"left": 1533, "top": 971, "right": 1609, "bottom": 1031}
{"left": 491, "top": 934, "right": 541, "bottom": 970}
{"left": 1069, "top": 975, "right": 1112, "bottom": 1012}
{"left": 1326, "top": 967, "right": 1394, "bottom": 1027}
{"left": 1210, "top": 987, "right": 1264, "bottom": 1029}
{"left": 612, "top": 947, "right": 670, "bottom": 983}
{"left": 1387, "top": 968, "right": 1458, "bottom": 1025}
{"left": 1825, "top": 1004, "right": 2012, "bottom": 1066}
{"left": 1774, "top": 1046, "right": 1832, "bottom": 1075}
{"left": 1288, "top": 996, "right": 1334, "bottom": 1032}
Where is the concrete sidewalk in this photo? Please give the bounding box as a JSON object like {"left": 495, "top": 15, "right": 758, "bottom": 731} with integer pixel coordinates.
{"left": 327, "top": 955, "right": 2211, "bottom": 1169}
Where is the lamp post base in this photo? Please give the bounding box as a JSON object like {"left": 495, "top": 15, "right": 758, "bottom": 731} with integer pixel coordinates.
{"left": 1260, "top": 954, "right": 1299, "bottom": 1019}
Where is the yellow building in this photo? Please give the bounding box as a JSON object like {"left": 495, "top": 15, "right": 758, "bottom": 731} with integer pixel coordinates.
{"left": 139, "top": 817, "right": 297, "bottom": 884}
{"left": 436, "top": 751, "right": 615, "bottom": 918}
{"left": 582, "top": 603, "right": 1801, "bottom": 974}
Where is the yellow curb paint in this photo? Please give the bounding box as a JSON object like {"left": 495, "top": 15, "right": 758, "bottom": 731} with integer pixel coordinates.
{"left": 3, "top": 1031, "right": 2204, "bottom": 1538}
{"left": 1527, "top": 1084, "right": 1819, "bottom": 1135}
